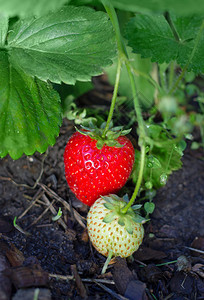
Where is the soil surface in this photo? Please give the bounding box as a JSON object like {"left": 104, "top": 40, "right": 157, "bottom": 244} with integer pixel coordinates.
{"left": 0, "top": 83, "right": 204, "bottom": 300}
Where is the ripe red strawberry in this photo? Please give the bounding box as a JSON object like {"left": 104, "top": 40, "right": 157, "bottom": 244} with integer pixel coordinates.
{"left": 87, "top": 195, "right": 144, "bottom": 258}
{"left": 64, "top": 130, "right": 135, "bottom": 206}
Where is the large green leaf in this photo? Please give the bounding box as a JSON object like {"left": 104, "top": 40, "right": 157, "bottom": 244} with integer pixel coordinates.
{"left": 109, "top": 0, "right": 204, "bottom": 15}
{"left": 0, "top": 50, "right": 61, "bottom": 159}
{"left": 0, "top": 0, "right": 69, "bottom": 17}
{"left": 7, "top": 6, "right": 116, "bottom": 84}
{"left": 125, "top": 14, "right": 204, "bottom": 74}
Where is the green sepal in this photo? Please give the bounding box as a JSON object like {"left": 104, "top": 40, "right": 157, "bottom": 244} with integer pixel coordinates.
{"left": 101, "top": 195, "right": 118, "bottom": 204}
{"left": 100, "top": 121, "right": 109, "bottom": 129}
{"left": 75, "top": 127, "right": 88, "bottom": 136}
{"left": 111, "top": 126, "right": 124, "bottom": 131}
{"left": 110, "top": 194, "right": 121, "bottom": 201}
{"left": 120, "top": 128, "right": 132, "bottom": 136}
{"left": 123, "top": 194, "right": 129, "bottom": 203}
{"left": 124, "top": 217, "right": 133, "bottom": 234}
{"left": 118, "top": 217, "right": 125, "bottom": 226}
{"left": 80, "top": 125, "right": 95, "bottom": 131}
{"left": 131, "top": 204, "right": 142, "bottom": 211}
{"left": 103, "top": 211, "right": 117, "bottom": 223}
{"left": 75, "top": 121, "right": 132, "bottom": 149}
{"left": 132, "top": 214, "right": 148, "bottom": 224}
{"left": 104, "top": 202, "right": 115, "bottom": 210}
{"left": 96, "top": 139, "right": 105, "bottom": 149}
{"left": 100, "top": 194, "right": 147, "bottom": 234}
{"left": 105, "top": 140, "right": 124, "bottom": 148}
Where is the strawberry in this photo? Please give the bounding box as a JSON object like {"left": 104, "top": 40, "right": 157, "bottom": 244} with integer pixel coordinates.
{"left": 64, "top": 126, "right": 135, "bottom": 206}
{"left": 87, "top": 195, "right": 145, "bottom": 258}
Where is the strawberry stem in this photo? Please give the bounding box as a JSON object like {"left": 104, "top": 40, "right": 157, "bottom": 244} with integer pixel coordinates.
{"left": 101, "top": 249, "right": 113, "bottom": 274}
{"left": 121, "top": 144, "right": 146, "bottom": 214}
{"left": 102, "top": 59, "right": 122, "bottom": 138}
{"left": 102, "top": 0, "right": 147, "bottom": 210}
{"left": 101, "top": 0, "right": 127, "bottom": 56}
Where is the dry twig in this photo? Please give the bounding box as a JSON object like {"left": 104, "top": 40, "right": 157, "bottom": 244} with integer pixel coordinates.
{"left": 38, "top": 183, "right": 86, "bottom": 228}
{"left": 40, "top": 194, "right": 68, "bottom": 231}
{"left": 49, "top": 273, "right": 115, "bottom": 285}
{"left": 27, "top": 199, "right": 56, "bottom": 229}
{"left": 19, "top": 188, "right": 45, "bottom": 219}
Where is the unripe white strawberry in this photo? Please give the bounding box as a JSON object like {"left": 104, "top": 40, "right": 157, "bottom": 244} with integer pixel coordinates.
{"left": 87, "top": 195, "right": 145, "bottom": 258}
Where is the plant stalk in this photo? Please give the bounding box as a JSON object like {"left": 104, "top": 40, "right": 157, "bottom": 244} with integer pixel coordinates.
{"left": 125, "top": 60, "right": 146, "bottom": 138}
{"left": 168, "top": 61, "right": 176, "bottom": 90}
{"left": 102, "top": 0, "right": 147, "bottom": 209}
{"left": 101, "top": 0, "right": 127, "bottom": 56}
{"left": 121, "top": 144, "right": 146, "bottom": 213}
{"left": 165, "top": 12, "right": 180, "bottom": 42}
{"left": 101, "top": 250, "right": 113, "bottom": 274}
{"left": 102, "top": 59, "right": 121, "bottom": 138}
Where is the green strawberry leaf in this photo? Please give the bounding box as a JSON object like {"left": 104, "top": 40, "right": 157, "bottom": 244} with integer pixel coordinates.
{"left": 132, "top": 124, "right": 184, "bottom": 189}
{"left": 109, "top": 0, "right": 204, "bottom": 16}
{"left": 0, "top": 0, "right": 70, "bottom": 17}
{"left": 147, "top": 155, "right": 162, "bottom": 169}
{"left": 144, "top": 202, "right": 155, "bottom": 214}
{"left": 7, "top": 6, "right": 116, "bottom": 84}
{"left": 0, "top": 50, "right": 61, "bottom": 159}
{"left": 125, "top": 14, "right": 204, "bottom": 74}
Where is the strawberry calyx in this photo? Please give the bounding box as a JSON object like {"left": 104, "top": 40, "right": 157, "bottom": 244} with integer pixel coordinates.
{"left": 76, "top": 121, "right": 132, "bottom": 149}
{"left": 101, "top": 194, "right": 148, "bottom": 234}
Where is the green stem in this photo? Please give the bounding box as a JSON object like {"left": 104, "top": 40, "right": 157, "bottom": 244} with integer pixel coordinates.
{"left": 101, "top": 0, "right": 126, "bottom": 56}
{"left": 169, "top": 19, "right": 204, "bottom": 94}
{"left": 125, "top": 60, "right": 146, "bottom": 138}
{"left": 165, "top": 12, "right": 180, "bottom": 42}
{"left": 159, "top": 65, "right": 167, "bottom": 92}
{"left": 102, "top": 0, "right": 146, "bottom": 138}
{"left": 102, "top": 59, "right": 121, "bottom": 137}
{"left": 168, "top": 65, "right": 188, "bottom": 95}
{"left": 101, "top": 0, "right": 125, "bottom": 138}
{"left": 102, "top": 0, "right": 147, "bottom": 210}
{"left": 101, "top": 250, "right": 113, "bottom": 274}
{"left": 168, "top": 61, "right": 176, "bottom": 90}
{"left": 122, "top": 144, "right": 146, "bottom": 213}
{"left": 123, "top": 61, "right": 147, "bottom": 211}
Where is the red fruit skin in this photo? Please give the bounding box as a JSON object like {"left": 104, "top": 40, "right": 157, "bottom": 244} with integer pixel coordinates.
{"left": 64, "top": 132, "right": 135, "bottom": 206}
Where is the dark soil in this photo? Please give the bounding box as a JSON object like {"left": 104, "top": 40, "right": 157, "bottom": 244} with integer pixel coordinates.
{"left": 0, "top": 84, "right": 204, "bottom": 300}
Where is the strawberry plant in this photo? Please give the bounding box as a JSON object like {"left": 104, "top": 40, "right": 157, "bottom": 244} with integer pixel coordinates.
{"left": 1, "top": 0, "right": 204, "bottom": 275}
